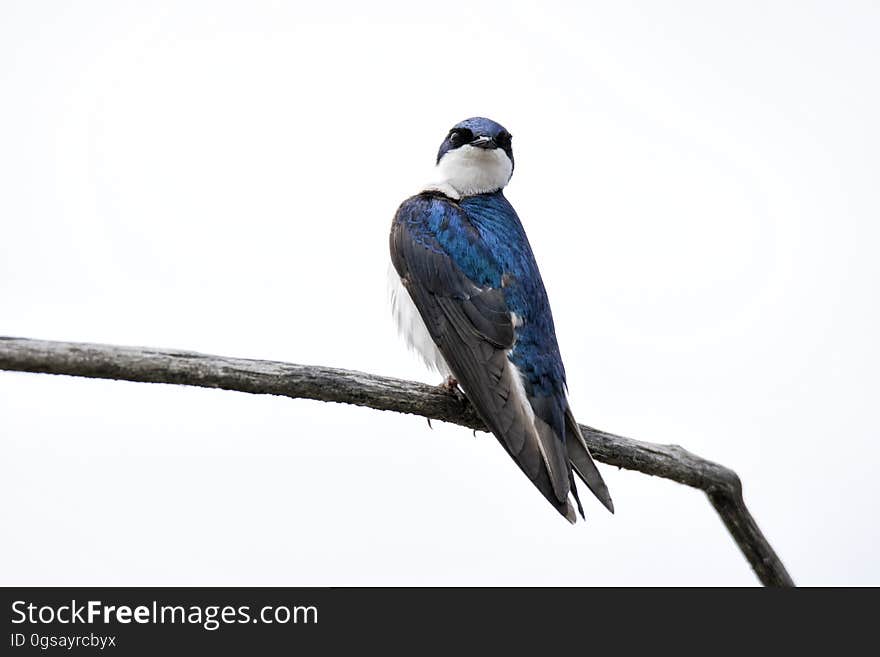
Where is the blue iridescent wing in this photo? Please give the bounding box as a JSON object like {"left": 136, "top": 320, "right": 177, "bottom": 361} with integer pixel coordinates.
{"left": 390, "top": 192, "right": 577, "bottom": 521}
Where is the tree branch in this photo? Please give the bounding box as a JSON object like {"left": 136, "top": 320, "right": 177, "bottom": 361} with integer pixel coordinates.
{"left": 0, "top": 336, "right": 794, "bottom": 587}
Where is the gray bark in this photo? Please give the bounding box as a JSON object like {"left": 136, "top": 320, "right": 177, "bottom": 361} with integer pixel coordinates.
{"left": 0, "top": 336, "right": 794, "bottom": 586}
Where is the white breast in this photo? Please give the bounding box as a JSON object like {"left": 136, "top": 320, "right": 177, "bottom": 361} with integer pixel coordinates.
{"left": 388, "top": 263, "right": 452, "bottom": 376}
{"left": 424, "top": 144, "right": 513, "bottom": 198}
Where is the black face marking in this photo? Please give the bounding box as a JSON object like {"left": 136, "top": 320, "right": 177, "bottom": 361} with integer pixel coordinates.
{"left": 447, "top": 128, "right": 474, "bottom": 149}
{"left": 495, "top": 130, "right": 513, "bottom": 157}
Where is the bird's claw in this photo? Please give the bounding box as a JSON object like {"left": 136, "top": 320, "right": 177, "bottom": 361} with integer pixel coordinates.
{"left": 439, "top": 375, "right": 459, "bottom": 391}
{"left": 438, "top": 375, "right": 466, "bottom": 402}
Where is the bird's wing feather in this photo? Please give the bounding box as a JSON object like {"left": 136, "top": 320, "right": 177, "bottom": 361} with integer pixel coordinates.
{"left": 564, "top": 407, "right": 614, "bottom": 513}
{"left": 390, "top": 195, "right": 576, "bottom": 521}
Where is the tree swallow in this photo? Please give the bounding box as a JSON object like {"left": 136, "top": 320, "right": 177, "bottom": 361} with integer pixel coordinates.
{"left": 389, "top": 117, "right": 613, "bottom": 523}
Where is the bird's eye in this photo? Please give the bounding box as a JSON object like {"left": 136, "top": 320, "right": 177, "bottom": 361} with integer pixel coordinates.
{"left": 496, "top": 131, "right": 512, "bottom": 149}
{"left": 448, "top": 128, "right": 473, "bottom": 147}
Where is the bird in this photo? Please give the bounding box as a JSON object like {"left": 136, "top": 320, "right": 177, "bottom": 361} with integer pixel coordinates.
{"left": 389, "top": 117, "right": 613, "bottom": 523}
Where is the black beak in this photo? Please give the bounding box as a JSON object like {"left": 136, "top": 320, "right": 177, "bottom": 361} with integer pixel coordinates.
{"left": 470, "top": 135, "right": 498, "bottom": 150}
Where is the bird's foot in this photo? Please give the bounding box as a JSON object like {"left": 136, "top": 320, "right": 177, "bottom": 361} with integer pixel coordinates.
{"left": 438, "top": 375, "right": 466, "bottom": 402}
{"left": 439, "top": 375, "right": 458, "bottom": 391}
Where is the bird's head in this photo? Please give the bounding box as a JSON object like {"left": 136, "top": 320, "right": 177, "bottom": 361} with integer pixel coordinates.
{"left": 428, "top": 117, "right": 514, "bottom": 199}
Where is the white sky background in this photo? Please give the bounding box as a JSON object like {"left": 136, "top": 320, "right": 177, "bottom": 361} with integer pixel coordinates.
{"left": 1, "top": 1, "right": 878, "bottom": 586}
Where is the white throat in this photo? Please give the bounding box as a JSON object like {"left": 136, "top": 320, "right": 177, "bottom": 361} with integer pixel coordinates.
{"left": 422, "top": 145, "right": 512, "bottom": 199}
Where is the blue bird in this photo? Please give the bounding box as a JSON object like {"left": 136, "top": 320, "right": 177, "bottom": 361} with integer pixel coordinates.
{"left": 389, "top": 117, "right": 613, "bottom": 523}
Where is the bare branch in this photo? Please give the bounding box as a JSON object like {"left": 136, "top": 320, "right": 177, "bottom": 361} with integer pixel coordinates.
{"left": 0, "top": 336, "right": 794, "bottom": 586}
